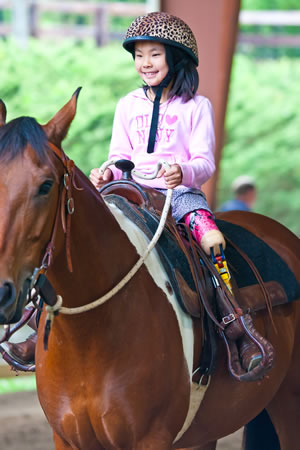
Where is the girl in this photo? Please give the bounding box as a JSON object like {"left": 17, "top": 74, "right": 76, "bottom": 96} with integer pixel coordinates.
{"left": 90, "top": 11, "right": 224, "bottom": 257}
{"left": 90, "top": 12, "right": 262, "bottom": 373}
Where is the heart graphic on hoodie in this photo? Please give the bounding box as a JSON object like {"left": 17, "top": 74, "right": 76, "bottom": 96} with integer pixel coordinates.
{"left": 166, "top": 115, "right": 178, "bottom": 125}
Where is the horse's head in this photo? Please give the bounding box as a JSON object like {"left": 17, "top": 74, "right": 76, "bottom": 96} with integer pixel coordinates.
{"left": 0, "top": 89, "right": 81, "bottom": 323}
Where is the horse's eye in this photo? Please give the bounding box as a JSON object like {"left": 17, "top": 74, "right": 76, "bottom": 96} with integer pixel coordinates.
{"left": 38, "top": 180, "right": 53, "bottom": 196}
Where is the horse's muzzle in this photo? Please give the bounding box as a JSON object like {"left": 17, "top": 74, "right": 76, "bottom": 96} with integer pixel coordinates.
{"left": 0, "top": 281, "right": 22, "bottom": 324}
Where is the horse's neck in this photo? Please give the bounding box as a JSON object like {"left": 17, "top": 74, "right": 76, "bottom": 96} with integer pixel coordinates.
{"left": 49, "top": 171, "right": 136, "bottom": 306}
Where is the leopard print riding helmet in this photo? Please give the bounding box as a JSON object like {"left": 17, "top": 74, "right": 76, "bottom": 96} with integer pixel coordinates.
{"left": 123, "top": 12, "right": 198, "bottom": 66}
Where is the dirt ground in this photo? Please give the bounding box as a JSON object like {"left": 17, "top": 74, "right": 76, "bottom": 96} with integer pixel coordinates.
{"left": 0, "top": 391, "right": 53, "bottom": 450}
{"left": 0, "top": 390, "right": 243, "bottom": 450}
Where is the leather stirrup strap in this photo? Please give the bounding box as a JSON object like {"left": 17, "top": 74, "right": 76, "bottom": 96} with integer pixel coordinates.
{"left": 223, "top": 235, "right": 274, "bottom": 323}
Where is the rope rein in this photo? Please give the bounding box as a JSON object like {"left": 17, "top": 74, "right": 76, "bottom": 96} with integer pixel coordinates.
{"left": 45, "top": 160, "right": 173, "bottom": 320}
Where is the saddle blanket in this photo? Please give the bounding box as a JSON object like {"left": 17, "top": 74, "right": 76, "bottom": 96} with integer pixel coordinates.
{"left": 217, "top": 219, "right": 300, "bottom": 304}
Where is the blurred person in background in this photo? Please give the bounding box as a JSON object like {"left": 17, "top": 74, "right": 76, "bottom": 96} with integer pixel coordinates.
{"left": 218, "top": 175, "right": 257, "bottom": 212}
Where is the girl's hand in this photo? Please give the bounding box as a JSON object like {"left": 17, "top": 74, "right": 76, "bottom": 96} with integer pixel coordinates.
{"left": 89, "top": 168, "right": 113, "bottom": 189}
{"left": 163, "top": 164, "right": 182, "bottom": 189}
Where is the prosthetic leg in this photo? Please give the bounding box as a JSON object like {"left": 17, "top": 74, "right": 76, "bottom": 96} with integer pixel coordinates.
{"left": 184, "top": 210, "right": 263, "bottom": 373}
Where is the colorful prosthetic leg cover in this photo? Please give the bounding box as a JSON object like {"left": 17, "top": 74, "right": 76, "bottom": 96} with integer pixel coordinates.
{"left": 184, "top": 210, "right": 218, "bottom": 244}
{"left": 184, "top": 210, "right": 233, "bottom": 292}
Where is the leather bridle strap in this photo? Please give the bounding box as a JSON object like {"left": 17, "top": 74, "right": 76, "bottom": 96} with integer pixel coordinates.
{"left": 47, "top": 142, "right": 77, "bottom": 273}
{"left": 31, "top": 141, "right": 76, "bottom": 282}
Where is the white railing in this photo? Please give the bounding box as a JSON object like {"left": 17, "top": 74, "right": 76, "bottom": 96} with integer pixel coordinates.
{"left": 239, "top": 10, "right": 300, "bottom": 26}
{"left": 239, "top": 10, "right": 300, "bottom": 48}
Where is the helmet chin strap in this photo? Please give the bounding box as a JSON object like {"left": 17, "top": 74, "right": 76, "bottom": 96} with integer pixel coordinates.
{"left": 147, "top": 52, "right": 188, "bottom": 154}
{"left": 147, "top": 72, "right": 173, "bottom": 154}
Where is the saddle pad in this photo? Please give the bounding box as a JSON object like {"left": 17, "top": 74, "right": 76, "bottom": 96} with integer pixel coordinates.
{"left": 217, "top": 219, "right": 300, "bottom": 303}
{"left": 104, "top": 194, "right": 198, "bottom": 314}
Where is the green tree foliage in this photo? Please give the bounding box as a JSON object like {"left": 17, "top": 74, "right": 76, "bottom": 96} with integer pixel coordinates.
{"left": 40, "top": 1, "right": 144, "bottom": 31}
{"left": 217, "top": 54, "right": 300, "bottom": 235}
{"left": 0, "top": 39, "right": 140, "bottom": 172}
{"left": 0, "top": 39, "right": 299, "bottom": 234}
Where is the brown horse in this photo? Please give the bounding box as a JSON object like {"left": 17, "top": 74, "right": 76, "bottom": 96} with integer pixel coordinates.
{"left": 0, "top": 91, "right": 300, "bottom": 450}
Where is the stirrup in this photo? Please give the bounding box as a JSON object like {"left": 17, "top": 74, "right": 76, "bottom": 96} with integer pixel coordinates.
{"left": 239, "top": 335, "right": 263, "bottom": 372}
{"left": 211, "top": 245, "right": 263, "bottom": 371}
{"left": 210, "top": 245, "right": 273, "bottom": 381}
{"left": 248, "top": 354, "right": 262, "bottom": 372}
{"left": 1, "top": 333, "right": 36, "bottom": 366}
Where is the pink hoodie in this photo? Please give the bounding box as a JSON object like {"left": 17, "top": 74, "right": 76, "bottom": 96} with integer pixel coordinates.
{"left": 109, "top": 88, "right": 216, "bottom": 190}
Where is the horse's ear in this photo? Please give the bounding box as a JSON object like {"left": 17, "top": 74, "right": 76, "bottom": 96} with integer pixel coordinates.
{"left": 42, "top": 87, "right": 82, "bottom": 147}
{"left": 0, "top": 99, "right": 7, "bottom": 127}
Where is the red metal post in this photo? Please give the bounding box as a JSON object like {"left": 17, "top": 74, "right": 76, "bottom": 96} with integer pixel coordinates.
{"left": 160, "top": 0, "right": 241, "bottom": 209}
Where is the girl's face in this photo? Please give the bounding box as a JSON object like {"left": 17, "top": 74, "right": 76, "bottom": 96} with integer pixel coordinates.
{"left": 134, "top": 41, "right": 168, "bottom": 87}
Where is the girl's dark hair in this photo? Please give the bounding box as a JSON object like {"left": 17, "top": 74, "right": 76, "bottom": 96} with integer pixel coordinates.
{"left": 166, "top": 45, "right": 199, "bottom": 102}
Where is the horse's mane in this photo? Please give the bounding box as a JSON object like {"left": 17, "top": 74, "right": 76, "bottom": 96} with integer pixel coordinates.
{"left": 0, "top": 116, "right": 50, "bottom": 164}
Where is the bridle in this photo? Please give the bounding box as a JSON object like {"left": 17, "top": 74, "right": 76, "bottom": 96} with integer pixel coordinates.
{"left": 38, "top": 141, "right": 78, "bottom": 275}
{"left": 0, "top": 141, "right": 79, "bottom": 361}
